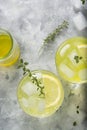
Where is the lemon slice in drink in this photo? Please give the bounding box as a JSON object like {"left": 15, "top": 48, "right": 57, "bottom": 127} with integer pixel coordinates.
{"left": 0, "top": 33, "right": 13, "bottom": 59}
{"left": 17, "top": 70, "right": 64, "bottom": 118}
{"left": 55, "top": 37, "right": 87, "bottom": 83}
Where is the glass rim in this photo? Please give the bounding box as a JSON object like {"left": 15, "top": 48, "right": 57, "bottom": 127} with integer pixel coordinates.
{"left": 17, "top": 69, "right": 64, "bottom": 118}
{"left": 18, "top": 69, "right": 64, "bottom": 87}
{"left": 55, "top": 36, "right": 87, "bottom": 53}
{"left": 0, "top": 28, "right": 13, "bottom": 60}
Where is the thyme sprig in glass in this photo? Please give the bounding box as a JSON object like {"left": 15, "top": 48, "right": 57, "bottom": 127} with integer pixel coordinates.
{"left": 18, "top": 59, "right": 45, "bottom": 98}
{"left": 74, "top": 55, "right": 83, "bottom": 63}
{"left": 39, "top": 20, "right": 69, "bottom": 55}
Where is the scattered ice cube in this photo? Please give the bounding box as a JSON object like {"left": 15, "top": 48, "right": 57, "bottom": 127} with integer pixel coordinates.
{"left": 21, "top": 98, "right": 29, "bottom": 107}
{"left": 71, "top": 0, "right": 82, "bottom": 11}
{"left": 22, "top": 82, "right": 38, "bottom": 96}
{"left": 73, "top": 12, "right": 87, "bottom": 31}
{"left": 60, "top": 44, "right": 70, "bottom": 56}
{"left": 60, "top": 63, "right": 74, "bottom": 77}
{"left": 38, "top": 99, "right": 45, "bottom": 112}
{"left": 79, "top": 69, "right": 87, "bottom": 80}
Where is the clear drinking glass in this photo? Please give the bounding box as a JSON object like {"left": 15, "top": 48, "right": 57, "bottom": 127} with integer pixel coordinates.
{"left": 0, "top": 29, "right": 20, "bottom": 66}
{"left": 55, "top": 37, "right": 87, "bottom": 84}
{"left": 17, "top": 70, "right": 64, "bottom": 118}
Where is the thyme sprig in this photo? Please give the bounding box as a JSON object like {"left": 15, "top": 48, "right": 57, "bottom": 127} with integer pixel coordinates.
{"left": 74, "top": 55, "right": 83, "bottom": 63}
{"left": 43, "top": 20, "right": 69, "bottom": 44}
{"left": 18, "top": 59, "right": 45, "bottom": 98}
{"left": 39, "top": 20, "right": 69, "bottom": 55}
{"left": 81, "top": 0, "right": 86, "bottom": 4}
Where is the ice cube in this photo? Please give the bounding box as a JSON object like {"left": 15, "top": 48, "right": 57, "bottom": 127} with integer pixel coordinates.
{"left": 28, "top": 96, "right": 38, "bottom": 109}
{"left": 60, "top": 44, "right": 70, "bottom": 56}
{"left": 21, "top": 98, "right": 28, "bottom": 107}
{"left": 71, "top": 0, "right": 82, "bottom": 11}
{"left": 79, "top": 69, "right": 87, "bottom": 80}
{"left": 68, "top": 50, "right": 77, "bottom": 60}
{"left": 73, "top": 12, "right": 87, "bottom": 31}
{"left": 60, "top": 63, "right": 74, "bottom": 77}
{"left": 28, "top": 96, "right": 45, "bottom": 112}
{"left": 38, "top": 99, "right": 45, "bottom": 112}
{"left": 22, "top": 82, "right": 38, "bottom": 96}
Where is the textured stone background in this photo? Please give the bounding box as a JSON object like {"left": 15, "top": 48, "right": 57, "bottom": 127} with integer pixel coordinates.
{"left": 0, "top": 0, "right": 87, "bottom": 130}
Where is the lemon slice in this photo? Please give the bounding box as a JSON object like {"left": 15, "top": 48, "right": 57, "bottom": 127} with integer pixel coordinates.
{"left": 17, "top": 70, "right": 64, "bottom": 118}
{"left": 0, "top": 34, "right": 13, "bottom": 59}
{"left": 43, "top": 72, "right": 63, "bottom": 108}
{"left": 55, "top": 37, "right": 87, "bottom": 83}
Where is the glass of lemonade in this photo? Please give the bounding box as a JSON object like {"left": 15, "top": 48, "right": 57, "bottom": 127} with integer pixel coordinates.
{"left": 55, "top": 37, "right": 87, "bottom": 84}
{"left": 17, "top": 70, "right": 64, "bottom": 118}
{"left": 0, "top": 29, "right": 20, "bottom": 66}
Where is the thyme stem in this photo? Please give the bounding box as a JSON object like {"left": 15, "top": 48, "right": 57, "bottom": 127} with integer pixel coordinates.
{"left": 43, "top": 20, "right": 69, "bottom": 45}
{"left": 18, "top": 59, "right": 45, "bottom": 98}
{"left": 39, "top": 20, "right": 69, "bottom": 55}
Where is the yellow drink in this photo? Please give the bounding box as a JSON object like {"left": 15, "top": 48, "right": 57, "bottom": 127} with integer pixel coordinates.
{"left": 17, "top": 70, "right": 64, "bottom": 118}
{"left": 0, "top": 34, "right": 12, "bottom": 58}
{"left": 55, "top": 37, "right": 87, "bottom": 83}
{"left": 0, "top": 29, "right": 20, "bottom": 66}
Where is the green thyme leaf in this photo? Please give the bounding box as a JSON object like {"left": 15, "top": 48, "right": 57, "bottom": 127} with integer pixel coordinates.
{"left": 76, "top": 105, "right": 80, "bottom": 114}
{"left": 24, "top": 62, "right": 29, "bottom": 65}
{"left": 74, "top": 55, "right": 83, "bottom": 63}
{"left": 77, "top": 105, "right": 79, "bottom": 109}
{"left": 81, "top": 0, "right": 86, "bottom": 4}
{"left": 23, "top": 67, "right": 26, "bottom": 71}
{"left": 76, "top": 110, "right": 79, "bottom": 114}
{"left": 20, "top": 58, "right": 23, "bottom": 63}
{"left": 23, "top": 72, "right": 26, "bottom": 75}
{"left": 17, "top": 64, "right": 23, "bottom": 69}
{"left": 79, "top": 56, "right": 83, "bottom": 59}
{"left": 73, "top": 121, "right": 77, "bottom": 126}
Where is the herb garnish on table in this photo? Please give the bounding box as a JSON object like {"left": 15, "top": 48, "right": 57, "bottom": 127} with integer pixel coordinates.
{"left": 39, "top": 20, "right": 69, "bottom": 54}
